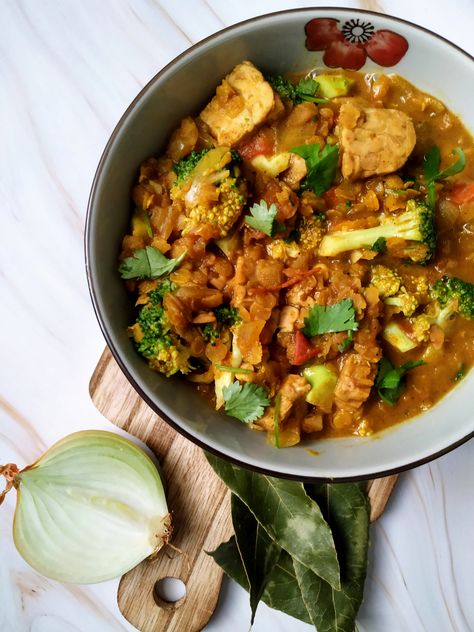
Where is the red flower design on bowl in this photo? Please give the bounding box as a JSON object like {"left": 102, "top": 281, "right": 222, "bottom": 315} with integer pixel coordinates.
{"left": 305, "top": 18, "right": 409, "bottom": 70}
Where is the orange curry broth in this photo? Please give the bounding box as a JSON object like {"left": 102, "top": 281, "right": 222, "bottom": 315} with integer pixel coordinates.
{"left": 318, "top": 71, "right": 474, "bottom": 436}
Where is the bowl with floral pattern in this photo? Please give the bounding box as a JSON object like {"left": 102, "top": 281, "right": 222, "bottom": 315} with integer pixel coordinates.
{"left": 86, "top": 8, "right": 474, "bottom": 481}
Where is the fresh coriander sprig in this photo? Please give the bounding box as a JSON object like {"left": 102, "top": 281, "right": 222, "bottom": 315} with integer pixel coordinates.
{"left": 375, "top": 358, "right": 425, "bottom": 406}
{"left": 266, "top": 75, "right": 327, "bottom": 104}
{"left": 295, "top": 78, "right": 328, "bottom": 103}
{"left": 303, "top": 299, "right": 358, "bottom": 337}
{"left": 290, "top": 143, "right": 339, "bottom": 196}
{"left": 118, "top": 246, "right": 186, "bottom": 280}
{"left": 223, "top": 381, "right": 270, "bottom": 423}
{"left": 423, "top": 146, "right": 466, "bottom": 208}
{"left": 245, "top": 200, "right": 282, "bottom": 236}
{"left": 338, "top": 330, "right": 354, "bottom": 353}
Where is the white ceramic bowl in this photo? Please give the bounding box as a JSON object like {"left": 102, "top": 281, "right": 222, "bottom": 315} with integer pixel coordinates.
{"left": 86, "top": 8, "right": 474, "bottom": 481}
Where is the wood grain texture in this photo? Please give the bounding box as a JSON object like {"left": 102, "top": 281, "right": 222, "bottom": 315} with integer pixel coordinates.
{"left": 89, "top": 347, "right": 397, "bottom": 631}
{"left": 90, "top": 348, "right": 232, "bottom": 632}
{"left": 367, "top": 474, "right": 399, "bottom": 522}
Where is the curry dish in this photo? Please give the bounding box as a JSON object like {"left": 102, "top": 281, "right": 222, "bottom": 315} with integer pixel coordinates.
{"left": 119, "top": 62, "right": 474, "bottom": 447}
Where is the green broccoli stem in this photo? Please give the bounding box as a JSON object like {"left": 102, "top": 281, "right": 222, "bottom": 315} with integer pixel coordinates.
{"left": 319, "top": 200, "right": 434, "bottom": 263}
{"left": 320, "top": 223, "right": 403, "bottom": 256}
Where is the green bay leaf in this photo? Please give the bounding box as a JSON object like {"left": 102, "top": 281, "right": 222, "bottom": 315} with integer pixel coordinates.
{"left": 262, "top": 550, "right": 312, "bottom": 624}
{"left": 209, "top": 536, "right": 249, "bottom": 590}
{"left": 231, "top": 494, "right": 281, "bottom": 624}
{"left": 209, "top": 536, "right": 311, "bottom": 624}
{"left": 205, "top": 453, "right": 340, "bottom": 590}
{"left": 294, "top": 482, "right": 370, "bottom": 632}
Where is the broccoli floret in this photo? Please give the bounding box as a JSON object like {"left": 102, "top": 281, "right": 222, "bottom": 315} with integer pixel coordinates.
{"left": 384, "top": 287, "right": 419, "bottom": 317}
{"left": 319, "top": 199, "right": 436, "bottom": 263}
{"left": 409, "top": 314, "right": 432, "bottom": 342}
{"left": 371, "top": 265, "right": 418, "bottom": 316}
{"left": 266, "top": 75, "right": 299, "bottom": 102}
{"left": 148, "top": 278, "right": 177, "bottom": 304}
{"left": 174, "top": 148, "right": 241, "bottom": 185}
{"left": 371, "top": 265, "right": 401, "bottom": 298}
{"left": 404, "top": 274, "right": 430, "bottom": 303}
{"left": 173, "top": 149, "right": 209, "bottom": 184}
{"left": 383, "top": 276, "right": 474, "bottom": 354}
{"left": 183, "top": 178, "right": 245, "bottom": 237}
{"left": 298, "top": 213, "right": 327, "bottom": 251}
{"left": 266, "top": 75, "right": 322, "bottom": 104}
{"left": 129, "top": 283, "right": 191, "bottom": 377}
{"left": 431, "top": 275, "right": 474, "bottom": 320}
{"left": 202, "top": 323, "right": 220, "bottom": 345}
{"left": 172, "top": 147, "right": 246, "bottom": 238}
{"left": 202, "top": 306, "right": 241, "bottom": 344}
{"left": 215, "top": 306, "right": 241, "bottom": 327}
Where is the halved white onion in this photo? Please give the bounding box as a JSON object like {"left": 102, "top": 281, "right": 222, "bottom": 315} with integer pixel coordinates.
{"left": 4, "top": 430, "right": 170, "bottom": 584}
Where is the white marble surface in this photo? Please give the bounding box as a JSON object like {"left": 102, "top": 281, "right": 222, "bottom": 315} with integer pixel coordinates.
{"left": 1, "top": 1, "right": 474, "bottom": 631}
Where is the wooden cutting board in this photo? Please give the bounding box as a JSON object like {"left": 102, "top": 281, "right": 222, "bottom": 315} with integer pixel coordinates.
{"left": 89, "top": 347, "right": 398, "bottom": 632}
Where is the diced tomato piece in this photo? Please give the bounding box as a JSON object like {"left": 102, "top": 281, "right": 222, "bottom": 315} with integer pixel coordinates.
{"left": 238, "top": 129, "right": 274, "bottom": 161}
{"left": 448, "top": 182, "right": 474, "bottom": 205}
{"left": 292, "top": 330, "right": 319, "bottom": 365}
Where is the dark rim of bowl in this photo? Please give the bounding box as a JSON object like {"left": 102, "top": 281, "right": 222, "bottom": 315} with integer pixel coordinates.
{"left": 85, "top": 7, "right": 474, "bottom": 482}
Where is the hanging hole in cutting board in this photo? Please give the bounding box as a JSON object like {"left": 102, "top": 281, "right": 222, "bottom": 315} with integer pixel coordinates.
{"left": 154, "top": 577, "right": 187, "bottom": 609}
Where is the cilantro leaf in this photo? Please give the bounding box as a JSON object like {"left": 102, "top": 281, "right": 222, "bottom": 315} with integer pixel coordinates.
{"left": 371, "top": 237, "right": 387, "bottom": 254}
{"left": 338, "top": 330, "right": 353, "bottom": 353}
{"left": 223, "top": 381, "right": 270, "bottom": 423}
{"left": 290, "top": 143, "right": 339, "bottom": 196}
{"left": 119, "top": 246, "right": 186, "bottom": 280}
{"left": 295, "top": 78, "right": 327, "bottom": 104}
{"left": 375, "top": 358, "right": 425, "bottom": 406}
{"left": 423, "top": 146, "right": 466, "bottom": 208}
{"left": 422, "top": 146, "right": 441, "bottom": 183}
{"left": 437, "top": 147, "right": 466, "bottom": 180}
{"left": 302, "top": 299, "right": 358, "bottom": 337}
{"left": 266, "top": 75, "right": 327, "bottom": 104}
{"left": 245, "top": 200, "right": 279, "bottom": 236}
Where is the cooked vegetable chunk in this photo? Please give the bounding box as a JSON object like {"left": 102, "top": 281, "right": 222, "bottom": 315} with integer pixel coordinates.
{"left": 316, "top": 74, "right": 354, "bottom": 99}
{"left": 431, "top": 275, "right": 474, "bottom": 320}
{"left": 319, "top": 199, "right": 435, "bottom": 263}
{"left": 128, "top": 283, "right": 192, "bottom": 377}
{"left": 200, "top": 61, "right": 274, "bottom": 146}
{"left": 171, "top": 147, "right": 246, "bottom": 238}
{"left": 338, "top": 102, "right": 416, "bottom": 179}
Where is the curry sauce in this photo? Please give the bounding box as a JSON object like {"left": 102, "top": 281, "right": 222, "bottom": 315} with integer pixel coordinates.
{"left": 120, "top": 63, "right": 474, "bottom": 445}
